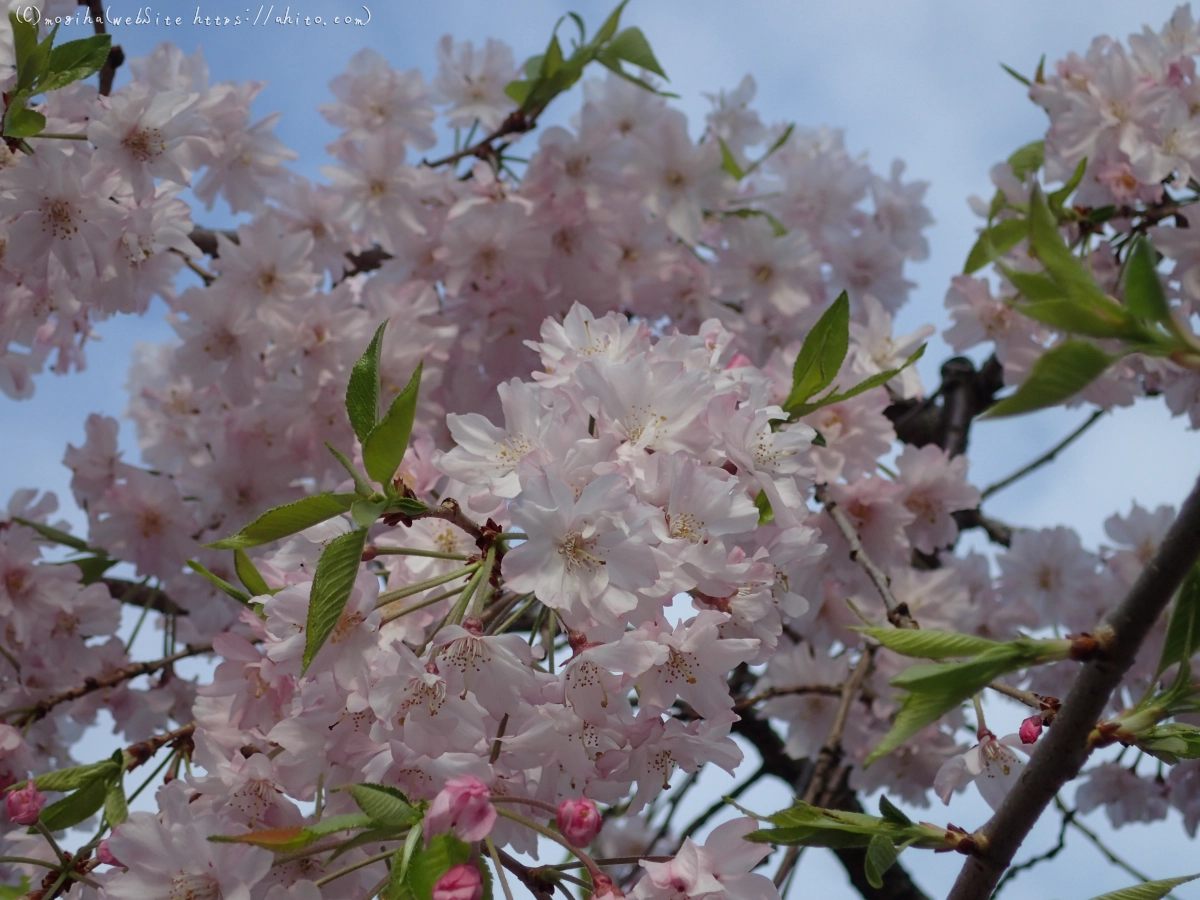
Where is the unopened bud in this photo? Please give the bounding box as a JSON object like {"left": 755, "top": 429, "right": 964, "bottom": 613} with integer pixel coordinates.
{"left": 1019, "top": 714, "right": 1043, "bottom": 745}
{"left": 591, "top": 873, "right": 625, "bottom": 898}
{"left": 557, "top": 797, "right": 602, "bottom": 848}
{"left": 5, "top": 779, "right": 46, "bottom": 826}
{"left": 432, "top": 863, "right": 483, "bottom": 900}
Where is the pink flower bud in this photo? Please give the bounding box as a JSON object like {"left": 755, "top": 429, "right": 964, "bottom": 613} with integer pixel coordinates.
{"left": 432, "top": 863, "right": 483, "bottom": 900}
{"left": 1019, "top": 714, "right": 1043, "bottom": 745}
{"left": 556, "top": 797, "right": 602, "bottom": 847}
{"left": 5, "top": 780, "right": 46, "bottom": 826}
{"left": 97, "top": 838, "right": 122, "bottom": 867}
{"left": 424, "top": 776, "right": 496, "bottom": 843}
{"left": 724, "top": 352, "right": 754, "bottom": 370}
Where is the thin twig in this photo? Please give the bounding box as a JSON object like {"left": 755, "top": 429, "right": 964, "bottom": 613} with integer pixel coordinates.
{"left": 816, "top": 484, "right": 918, "bottom": 629}
{"left": 981, "top": 410, "right": 1105, "bottom": 501}
{"left": 734, "top": 684, "right": 842, "bottom": 711}
{"left": 774, "top": 646, "right": 876, "bottom": 887}
{"left": 1057, "top": 796, "right": 1180, "bottom": 897}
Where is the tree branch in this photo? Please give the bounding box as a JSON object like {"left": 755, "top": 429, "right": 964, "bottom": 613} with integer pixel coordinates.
{"left": 946, "top": 471, "right": 1200, "bottom": 900}
{"left": 980, "top": 410, "right": 1105, "bottom": 501}
{"left": 79, "top": 0, "right": 123, "bottom": 96}
{"left": 102, "top": 578, "right": 186, "bottom": 615}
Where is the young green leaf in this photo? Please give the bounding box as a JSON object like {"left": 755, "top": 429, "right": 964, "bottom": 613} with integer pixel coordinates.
{"left": 592, "top": 0, "right": 630, "bottom": 47}
{"left": 1047, "top": 157, "right": 1087, "bottom": 211}
{"left": 209, "top": 813, "right": 374, "bottom": 853}
{"left": 963, "top": 217, "right": 1027, "bottom": 274}
{"left": 864, "top": 833, "right": 900, "bottom": 889}
{"left": 1124, "top": 237, "right": 1172, "bottom": 324}
{"left": 604, "top": 27, "right": 667, "bottom": 78}
{"left": 754, "top": 490, "right": 774, "bottom": 526}
{"left": 104, "top": 780, "right": 128, "bottom": 826}
{"left": 1002, "top": 267, "right": 1069, "bottom": 302}
{"left": 389, "top": 834, "right": 474, "bottom": 900}
{"left": 865, "top": 685, "right": 969, "bottom": 766}
{"left": 9, "top": 12, "right": 47, "bottom": 92}
{"left": 1157, "top": 563, "right": 1200, "bottom": 677}
{"left": 23, "top": 760, "right": 121, "bottom": 793}
{"left": 1027, "top": 184, "right": 1109, "bottom": 306}
{"left": 3, "top": 101, "right": 46, "bottom": 139}
{"left": 11, "top": 516, "right": 93, "bottom": 552}
{"left": 786, "top": 344, "right": 925, "bottom": 418}
{"left": 39, "top": 33, "right": 111, "bottom": 92}
{"left": 853, "top": 627, "right": 1000, "bottom": 660}
{"left": 234, "top": 549, "right": 274, "bottom": 597}
{"left": 1086, "top": 873, "right": 1200, "bottom": 900}
{"left": 346, "top": 321, "right": 389, "bottom": 444}
{"left": 719, "top": 137, "right": 745, "bottom": 180}
{"left": 204, "top": 493, "right": 357, "bottom": 550}
{"left": 785, "top": 291, "right": 850, "bottom": 411}
{"left": 387, "top": 827, "right": 423, "bottom": 900}
{"left": 877, "top": 795, "right": 912, "bottom": 827}
{"left": 1015, "top": 298, "right": 1136, "bottom": 338}
{"left": 39, "top": 774, "right": 111, "bottom": 832}
{"left": 187, "top": 560, "right": 252, "bottom": 605}
{"left": 303, "top": 528, "right": 369, "bottom": 673}
{"left": 362, "top": 362, "right": 422, "bottom": 487}
{"left": 351, "top": 496, "right": 389, "bottom": 529}
{"left": 1006, "top": 140, "right": 1044, "bottom": 179}
{"left": 981, "top": 340, "right": 1111, "bottom": 418}
{"left": 346, "top": 783, "right": 421, "bottom": 828}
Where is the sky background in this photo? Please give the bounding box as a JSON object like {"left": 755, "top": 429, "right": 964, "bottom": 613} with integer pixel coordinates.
{"left": 6, "top": 1, "right": 1200, "bottom": 897}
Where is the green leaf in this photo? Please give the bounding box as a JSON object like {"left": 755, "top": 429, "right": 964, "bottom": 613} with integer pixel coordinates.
{"left": 386, "top": 827, "right": 424, "bottom": 900}
{"left": 754, "top": 491, "right": 774, "bottom": 526}
{"left": 1027, "top": 184, "right": 1109, "bottom": 306}
{"left": 503, "top": 79, "right": 531, "bottom": 105}
{"left": 1135, "top": 723, "right": 1200, "bottom": 764}
{"left": 347, "top": 783, "right": 422, "bottom": 828}
{"left": 351, "top": 496, "right": 388, "bottom": 529}
{"left": 234, "top": 549, "right": 274, "bottom": 597}
{"left": 1047, "top": 157, "right": 1087, "bottom": 211}
{"left": 1002, "top": 267, "right": 1069, "bottom": 302}
{"left": 744, "top": 123, "right": 795, "bottom": 176}
{"left": 0, "top": 877, "right": 30, "bottom": 900}
{"left": 9, "top": 12, "right": 47, "bottom": 92}
{"left": 39, "top": 34, "right": 111, "bottom": 92}
{"left": 390, "top": 834, "right": 474, "bottom": 900}
{"left": 592, "top": 0, "right": 629, "bottom": 46}
{"left": 540, "top": 34, "right": 564, "bottom": 79}
{"left": 388, "top": 497, "right": 430, "bottom": 518}
{"left": 12, "top": 516, "right": 92, "bottom": 552}
{"left": 104, "top": 780, "right": 128, "bottom": 826}
{"left": 1006, "top": 140, "right": 1044, "bottom": 180}
{"left": 303, "top": 528, "right": 368, "bottom": 673}
{"left": 24, "top": 760, "right": 120, "bottom": 793}
{"left": 719, "top": 137, "right": 744, "bottom": 180}
{"left": 1015, "top": 299, "right": 1136, "bottom": 339}
{"left": 346, "top": 321, "right": 389, "bottom": 445}
{"left": 964, "top": 217, "right": 1027, "bottom": 274}
{"left": 362, "top": 363, "right": 422, "bottom": 488}
{"left": 187, "top": 560, "right": 252, "bottom": 605}
{"left": 981, "top": 340, "right": 1111, "bottom": 418}
{"left": 787, "top": 344, "right": 926, "bottom": 418}
{"left": 1124, "top": 237, "right": 1172, "bottom": 323}
{"left": 3, "top": 100, "right": 45, "bottom": 139}
{"left": 864, "top": 834, "right": 899, "bottom": 889}
{"left": 1086, "top": 873, "right": 1200, "bottom": 900}
{"left": 854, "top": 628, "right": 999, "bottom": 660}
{"left": 785, "top": 291, "right": 850, "bottom": 410}
{"left": 1000, "top": 63, "right": 1032, "bottom": 88}
{"left": 39, "top": 775, "right": 110, "bottom": 832}
{"left": 865, "top": 685, "right": 970, "bottom": 766}
{"left": 205, "top": 493, "right": 357, "bottom": 549}
{"left": 604, "top": 26, "right": 667, "bottom": 78}
{"left": 878, "top": 795, "right": 911, "bottom": 827}
{"left": 62, "top": 555, "right": 119, "bottom": 585}
{"left": 1157, "top": 563, "right": 1200, "bottom": 677}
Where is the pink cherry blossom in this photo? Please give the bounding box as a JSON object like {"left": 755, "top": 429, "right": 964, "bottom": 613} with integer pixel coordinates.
{"left": 5, "top": 779, "right": 46, "bottom": 825}
{"left": 557, "top": 797, "right": 603, "bottom": 847}
{"left": 934, "top": 731, "right": 1027, "bottom": 810}
{"left": 432, "top": 863, "right": 484, "bottom": 900}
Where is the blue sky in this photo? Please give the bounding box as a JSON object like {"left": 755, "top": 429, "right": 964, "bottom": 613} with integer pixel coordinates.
{"left": 6, "top": 1, "right": 1200, "bottom": 896}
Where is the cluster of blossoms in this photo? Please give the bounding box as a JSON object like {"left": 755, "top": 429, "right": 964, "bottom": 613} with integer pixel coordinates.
{"left": 945, "top": 4, "right": 1200, "bottom": 425}
{"left": 1, "top": 3, "right": 1200, "bottom": 900}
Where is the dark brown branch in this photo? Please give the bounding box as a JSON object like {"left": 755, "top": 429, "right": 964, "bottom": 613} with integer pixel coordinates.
{"left": 952, "top": 508, "right": 1015, "bottom": 548}
{"left": 12, "top": 643, "right": 213, "bottom": 726}
{"left": 816, "top": 484, "right": 918, "bottom": 629}
{"left": 125, "top": 721, "right": 196, "bottom": 770}
{"left": 947, "top": 471, "right": 1200, "bottom": 900}
{"left": 885, "top": 355, "right": 1005, "bottom": 457}
{"left": 102, "top": 578, "right": 185, "bottom": 615}
{"left": 422, "top": 109, "right": 537, "bottom": 169}
{"left": 187, "top": 227, "right": 394, "bottom": 283}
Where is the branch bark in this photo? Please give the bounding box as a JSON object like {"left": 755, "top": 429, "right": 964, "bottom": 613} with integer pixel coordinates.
{"left": 946, "top": 471, "right": 1200, "bottom": 900}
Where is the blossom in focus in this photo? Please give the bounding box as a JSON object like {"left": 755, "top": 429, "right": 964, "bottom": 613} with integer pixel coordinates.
{"left": 424, "top": 775, "right": 497, "bottom": 844}
{"left": 934, "top": 731, "right": 1026, "bottom": 810}
{"left": 1019, "top": 715, "right": 1043, "bottom": 745}
{"left": 557, "top": 797, "right": 603, "bottom": 847}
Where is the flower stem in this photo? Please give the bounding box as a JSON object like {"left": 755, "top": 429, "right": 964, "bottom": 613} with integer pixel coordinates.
{"left": 368, "top": 546, "right": 471, "bottom": 561}
{"left": 485, "top": 837, "right": 515, "bottom": 900}
{"left": 375, "top": 564, "right": 479, "bottom": 608}
{"left": 494, "top": 807, "right": 604, "bottom": 882}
